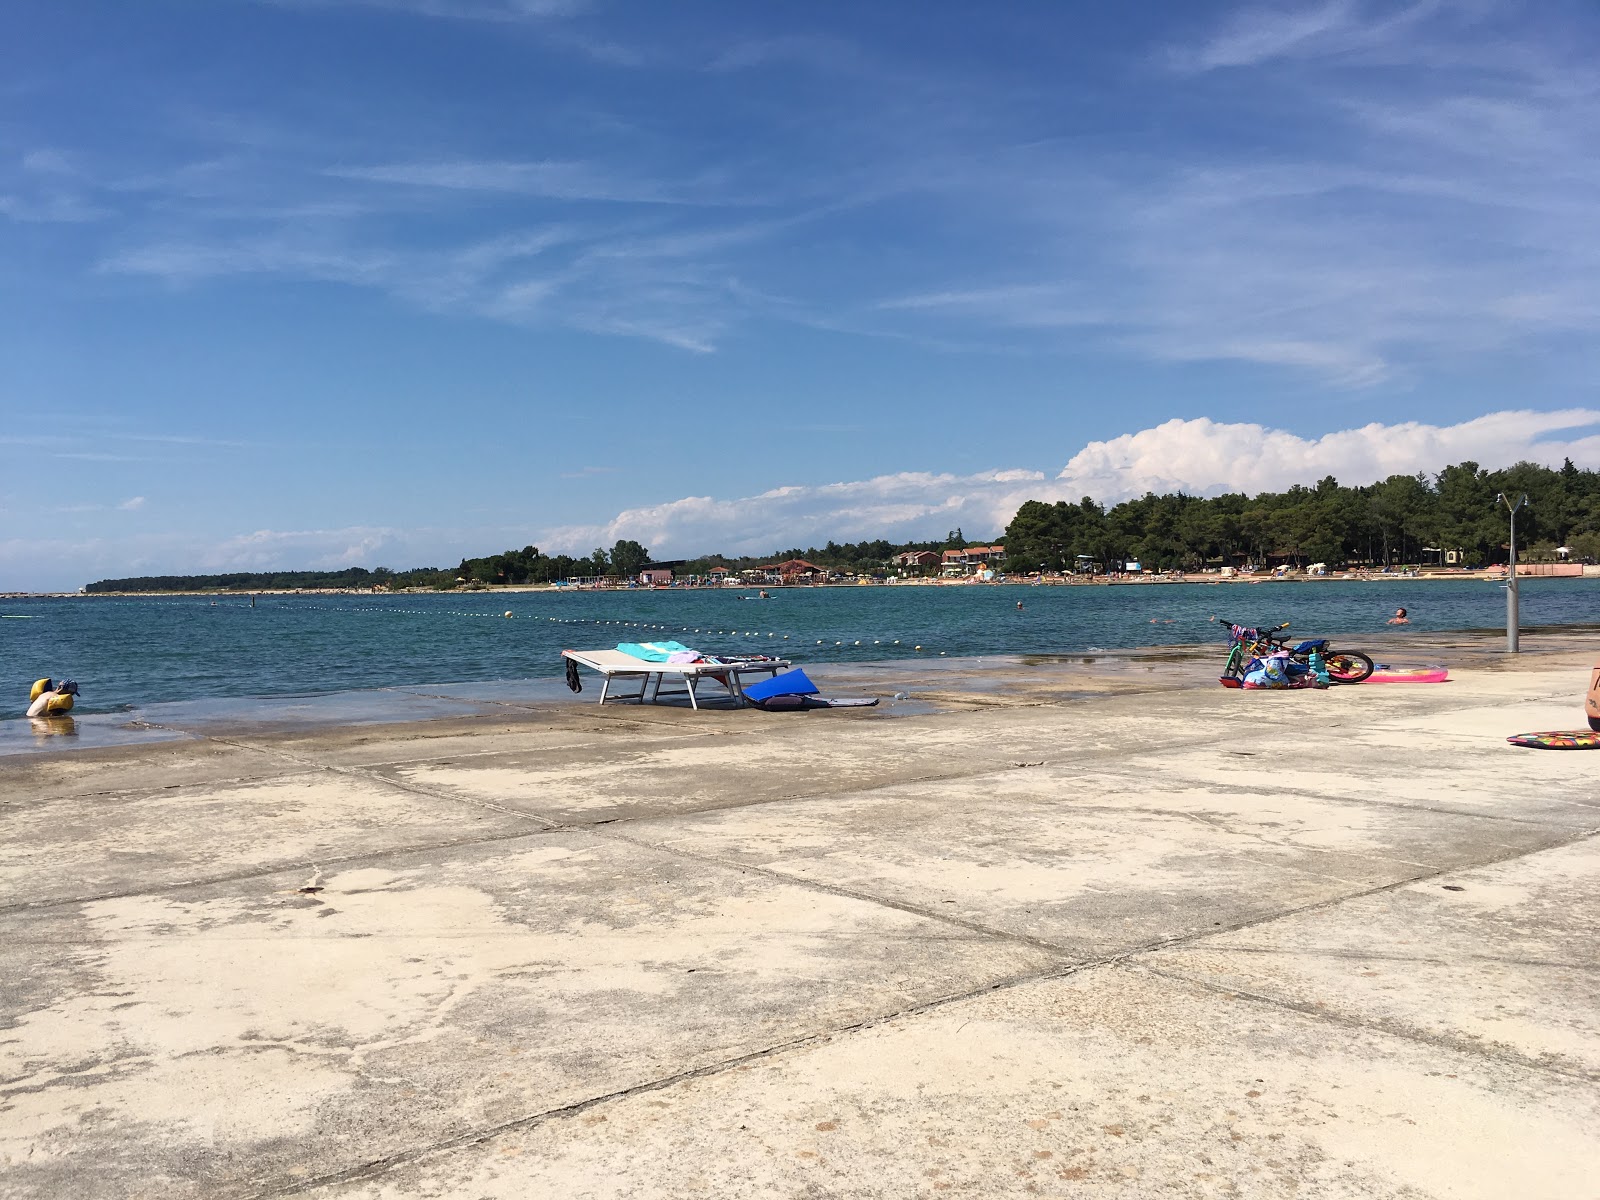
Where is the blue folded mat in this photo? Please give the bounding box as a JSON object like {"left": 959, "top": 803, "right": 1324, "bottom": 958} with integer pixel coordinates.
{"left": 741, "top": 668, "right": 820, "bottom": 701}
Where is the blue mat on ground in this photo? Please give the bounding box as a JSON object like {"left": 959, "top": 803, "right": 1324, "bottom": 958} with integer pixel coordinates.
{"left": 741, "top": 668, "right": 820, "bottom": 701}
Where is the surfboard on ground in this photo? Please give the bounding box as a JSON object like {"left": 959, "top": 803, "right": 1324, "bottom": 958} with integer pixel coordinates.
{"left": 1366, "top": 666, "right": 1449, "bottom": 684}
{"left": 750, "top": 694, "right": 879, "bottom": 711}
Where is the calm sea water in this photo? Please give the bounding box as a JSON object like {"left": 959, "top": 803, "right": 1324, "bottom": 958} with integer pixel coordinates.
{"left": 4, "top": 578, "right": 1597, "bottom": 717}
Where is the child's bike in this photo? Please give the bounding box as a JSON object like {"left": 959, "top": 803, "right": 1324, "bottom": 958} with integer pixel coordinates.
{"left": 1220, "top": 620, "right": 1375, "bottom": 685}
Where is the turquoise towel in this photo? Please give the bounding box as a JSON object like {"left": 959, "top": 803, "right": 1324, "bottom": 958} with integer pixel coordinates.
{"left": 616, "top": 641, "right": 693, "bottom": 662}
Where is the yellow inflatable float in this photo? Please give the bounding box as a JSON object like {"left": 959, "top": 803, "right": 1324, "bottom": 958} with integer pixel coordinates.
{"left": 28, "top": 678, "right": 78, "bottom": 717}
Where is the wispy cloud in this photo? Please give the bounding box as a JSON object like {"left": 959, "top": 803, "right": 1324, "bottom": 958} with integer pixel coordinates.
{"left": 865, "top": 4, "right": 1600, "bottom": 384}
{"left": 258, "top": 0, "right": 588, "bottom": 23}
{"left": 119, "top": 496, "right": 146, "bottom": 511}
{"left": 558, "top": 465, "right": 620, "bottom": 479}
{"left": 100, "top": 215, "right": 798, "bottom": 352}
{"left": 328, "top": 159, "right": 729, "bottom": 205}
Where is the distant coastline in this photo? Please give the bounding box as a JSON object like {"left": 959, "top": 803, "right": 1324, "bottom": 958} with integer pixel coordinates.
{"left": 14, "top": 562, "right": 1597, "bottom": 602}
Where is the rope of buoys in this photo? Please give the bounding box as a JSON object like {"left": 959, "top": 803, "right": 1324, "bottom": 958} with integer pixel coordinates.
{"left": 78, "top": 599, "right": 951, "bottom": 655}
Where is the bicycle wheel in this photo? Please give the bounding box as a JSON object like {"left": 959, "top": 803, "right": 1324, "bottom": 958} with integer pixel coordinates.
{"left": 1325, "top": 651, "right": 1375, "bottom": 683}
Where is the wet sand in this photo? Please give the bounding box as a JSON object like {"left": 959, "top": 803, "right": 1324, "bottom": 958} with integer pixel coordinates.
{"left": 3, "top": 632, "right": 1598, "bottom": 1198}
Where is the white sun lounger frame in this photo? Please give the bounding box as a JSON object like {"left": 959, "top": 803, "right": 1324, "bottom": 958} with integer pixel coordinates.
{"left": 561, "top": 649, "right": 790, "bottom": 710}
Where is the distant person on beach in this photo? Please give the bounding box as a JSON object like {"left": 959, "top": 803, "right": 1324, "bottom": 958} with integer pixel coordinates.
{"left": 1388, "top": 607, "right": 1410, "bottom": 625}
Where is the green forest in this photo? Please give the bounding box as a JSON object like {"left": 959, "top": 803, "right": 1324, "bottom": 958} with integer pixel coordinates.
{"left": 84, "top": 459, "right": 1599, "bottom": 592}
{"left": 1001, "top": 459, "right": 1600, "bottom": 573}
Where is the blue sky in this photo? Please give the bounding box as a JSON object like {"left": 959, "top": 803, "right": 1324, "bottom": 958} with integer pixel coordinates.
{"left": 4, "top": 0, "right": 1599, "bottom": 589}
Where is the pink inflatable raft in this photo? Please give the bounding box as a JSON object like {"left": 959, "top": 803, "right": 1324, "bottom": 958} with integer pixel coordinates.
{"left": 1366, "top": 666, "right": 1449, "bottom": 684}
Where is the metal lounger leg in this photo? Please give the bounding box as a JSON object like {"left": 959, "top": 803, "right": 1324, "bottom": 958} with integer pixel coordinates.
{"left": 598, "top": 674, "right": 611, "bottom": 705}
{"left": 686, "top": 674, "right": 699, "bottom": 710}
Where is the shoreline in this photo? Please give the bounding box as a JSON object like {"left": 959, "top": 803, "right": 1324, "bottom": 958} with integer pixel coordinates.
{"left": 7, "top": 627, "right": 1594, "bottom": 757}
{"left": 7, "top": 564, "right": 1598, "bottom": 599}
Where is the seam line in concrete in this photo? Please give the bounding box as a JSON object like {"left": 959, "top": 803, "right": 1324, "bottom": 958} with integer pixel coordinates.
{"left": 248, "top": 822, "right": 1600, "bottom": 1198}
{"left": 1124, "top": 960, "right": 1600, "bottom": 1085}
{"left": 245, "top": 958, "right": 1093, "bottom": 1200}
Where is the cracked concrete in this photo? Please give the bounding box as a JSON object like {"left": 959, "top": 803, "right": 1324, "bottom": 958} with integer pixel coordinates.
{"left": 2, "top": 638, "right": 1598, "bottom": 1198}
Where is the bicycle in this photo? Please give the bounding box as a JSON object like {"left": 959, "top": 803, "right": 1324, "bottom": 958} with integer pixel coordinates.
{"left": 1219, "top": 620, "right": 1375, "bottom": 685}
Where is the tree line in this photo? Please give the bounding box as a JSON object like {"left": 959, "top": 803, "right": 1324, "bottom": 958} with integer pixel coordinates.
{"left": 1001, "top": 459, "right": 1600, "bottom": 573}
{"left": 83, "top": 459, "right": 1600, "bottom": 593}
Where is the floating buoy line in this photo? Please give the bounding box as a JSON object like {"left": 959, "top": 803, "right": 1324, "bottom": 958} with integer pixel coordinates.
{"left": 541, "top": 617, "right": 944, "bottom": 652}
{"left": 67, "top": 599, "right": 950, "bottom": 654}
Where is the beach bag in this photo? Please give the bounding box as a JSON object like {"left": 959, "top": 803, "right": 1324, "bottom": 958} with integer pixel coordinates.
{"left": 1241, "top": 653, "right": 1293, "bottom": 689}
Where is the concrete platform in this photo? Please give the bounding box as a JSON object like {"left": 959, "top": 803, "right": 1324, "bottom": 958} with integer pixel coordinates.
{"left": 2, "top": 641, "right": 1597, "bottom": 1198}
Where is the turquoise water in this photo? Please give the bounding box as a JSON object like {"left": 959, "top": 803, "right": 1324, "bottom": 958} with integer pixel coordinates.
{"left": 4, "top": 578, "right": 1597, "bottom": 715}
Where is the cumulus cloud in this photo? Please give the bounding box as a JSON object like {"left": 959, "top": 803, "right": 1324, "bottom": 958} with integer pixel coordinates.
{"left": 539, "top": 470, "right": 1049, "bottom": 558}
{"left": 6, "top": 411, "right": 1597, "bottom": 592}
{"left": 1056, "top": 410, "right": 1600, "bottom": 498}
{"left": 540, "top": 410, "right": 1600, "bottom": 558}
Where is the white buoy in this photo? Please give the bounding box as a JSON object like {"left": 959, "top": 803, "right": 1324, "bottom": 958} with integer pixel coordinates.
{"left": 504, "top": 611, "right": 513, "bottom": 618}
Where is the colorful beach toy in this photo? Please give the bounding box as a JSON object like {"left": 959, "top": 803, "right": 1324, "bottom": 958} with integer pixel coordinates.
{"left": 1366, "top": 667, "right": 1450, "bottom": 684}
{"left": 1505, "top": 731, "right": 1600, "bottom": 750}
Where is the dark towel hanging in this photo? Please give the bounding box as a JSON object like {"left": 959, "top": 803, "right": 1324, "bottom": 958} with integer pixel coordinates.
{"left": 565, "top": 657, "right": 582, "bottom": 693}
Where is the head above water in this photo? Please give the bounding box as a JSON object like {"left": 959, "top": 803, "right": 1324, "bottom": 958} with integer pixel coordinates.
{"left": 58, "top": 680, "right": 79, "bottom": 695}
{"left": 1396, "top": 608, "right": 1407, "bottom": 618}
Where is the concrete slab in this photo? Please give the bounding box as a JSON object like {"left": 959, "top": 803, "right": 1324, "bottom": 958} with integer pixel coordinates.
{"left": 0, "top": 770, "right": 546, "bottom": 909}
{"left": 0, "top": 739, "right": 263, "bottom": 804}
{"left": 621, "top": 767, "right": 1575, "bottom": 956}
{"left": 3, "top": 641, "right": 1597, "bottom": 1199}
{"left": 228, "top": 713, "right": 725, "bottom": 771}
{"left": 370, "top": 704, "right": 1228, "bottom": 826}
{"left": 1144, "top": 834, "right": 1600, "bottom": 1080}
{"left": 300, "top": 964, "right": 1600, "bottom": 1200}
{"left": 0, "top": 833, "right": 1062, "bottom": 1200}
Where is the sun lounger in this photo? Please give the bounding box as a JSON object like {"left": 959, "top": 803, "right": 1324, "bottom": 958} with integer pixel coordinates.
{"left": 561, "top": 649, "right": 791, "bottom": 710}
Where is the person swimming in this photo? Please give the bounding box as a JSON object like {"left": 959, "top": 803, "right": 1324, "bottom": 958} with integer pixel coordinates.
{"left": 27, "top": 678, "right": 79, "bottom": 717}
{"left": 1387, "top": 607, "right": 1410, "bottom": 625}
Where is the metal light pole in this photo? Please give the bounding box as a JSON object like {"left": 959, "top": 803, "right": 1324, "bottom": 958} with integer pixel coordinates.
{"left": 1497, "top": 492, "right": 1528, "bottom": 653}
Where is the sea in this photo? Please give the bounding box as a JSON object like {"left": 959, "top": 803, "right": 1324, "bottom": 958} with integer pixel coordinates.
{"left": 4, "top": 577, "right": 1597, "bottom": 729}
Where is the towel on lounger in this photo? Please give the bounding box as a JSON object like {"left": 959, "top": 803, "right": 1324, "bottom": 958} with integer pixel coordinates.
{"left": 616, "top": 641, "right": 697, "bottom": 663}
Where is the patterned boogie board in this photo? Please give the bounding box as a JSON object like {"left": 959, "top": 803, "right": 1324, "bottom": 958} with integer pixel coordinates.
{"left": 1506, "top": 730, "right": 1600, "bottom": 750}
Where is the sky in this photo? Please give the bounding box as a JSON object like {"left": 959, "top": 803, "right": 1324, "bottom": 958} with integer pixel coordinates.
{"left": 3, "top": 0, "right": 1599, "bottom": 590}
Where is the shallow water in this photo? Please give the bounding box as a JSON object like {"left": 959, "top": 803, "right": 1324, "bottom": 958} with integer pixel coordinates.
{"left": 3, "top": 577, "right": 1596, "bottom": 717}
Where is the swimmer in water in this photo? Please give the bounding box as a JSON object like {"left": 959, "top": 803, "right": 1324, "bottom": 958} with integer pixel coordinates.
{"left": 1387, "top": 607, "right": 1410, "bottom": 625}
{"left": 1016, "top": 601, "right": 1023, "bottom": 610}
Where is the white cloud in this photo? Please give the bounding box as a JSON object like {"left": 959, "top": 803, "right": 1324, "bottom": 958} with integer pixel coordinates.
{"left": 100, "top": 218, "right": 780, "bottom": 353}
{"left": 260, "top": 0, "right": 586, "bottom": 22}
{"left": 5, "top": 411, "right": 1597, "bottom": 591}
{"left": 328, "top": 160, "right": 704, "bottom": 204}
{"left": 1167, "top": 0, "right": 1449, "bottom": 73}
{"left": 119, "top": 496, "right": 146, "bottom": 511}
{"left": 1056, "top": 410, "right": 1600, "bottom": 499}
{"left": 540, "top": 410, "right": 1600, "bottom": 558}
{"left": 1170, "top": 0, "right": 1362, "bottom": 71}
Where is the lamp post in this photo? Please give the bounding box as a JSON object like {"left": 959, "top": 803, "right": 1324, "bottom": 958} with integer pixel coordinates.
{"left": 1496, "top": 492, "right": 1528, "bottom": 653}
